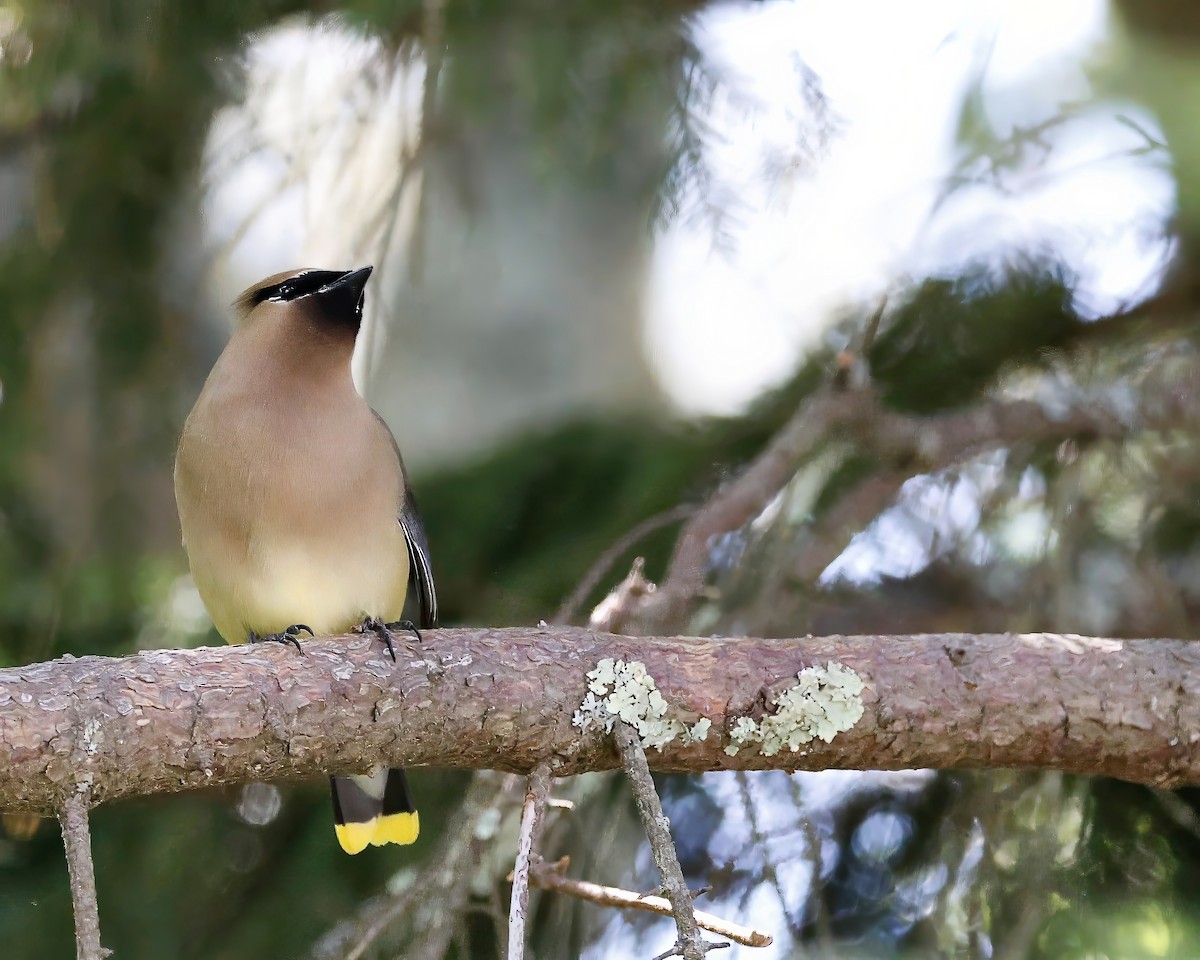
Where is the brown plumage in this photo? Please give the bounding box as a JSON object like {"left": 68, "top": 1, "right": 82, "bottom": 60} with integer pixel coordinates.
{"left": 174, "top": 266, "right": 435, "bottom": 853}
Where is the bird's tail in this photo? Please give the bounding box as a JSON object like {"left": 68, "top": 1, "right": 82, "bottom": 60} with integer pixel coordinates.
{"left": 330, "top": 768, "right": 419, "bottom": 855}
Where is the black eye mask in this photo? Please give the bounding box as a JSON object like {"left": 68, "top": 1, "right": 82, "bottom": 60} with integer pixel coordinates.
{"left": 255, "top": 270, "right": 350, "bottom": 305}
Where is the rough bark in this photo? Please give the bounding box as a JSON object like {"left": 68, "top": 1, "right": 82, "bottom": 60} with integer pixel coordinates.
{"left": 1, "top": 628, "right": 1198, "bottom": 813}
{"left": 615, "top": 722, "right": 712, "bottom": 959}
{"left": 60, "top": 791, "right": 110, "bottom": 960}
{"left": 507, "top": 763, "right": 552, "bottom": 960}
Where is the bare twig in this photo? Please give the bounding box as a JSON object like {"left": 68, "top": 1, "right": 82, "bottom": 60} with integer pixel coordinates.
{"left": 508, "top": 763, "right": 553, "bottom": 960}
{"left": 555, "top": 505, "right": 695, "bottom": 625}
{"left": 529, "top": 858, "right": 771, "bottom": 947}
{"left": 588, "top": 557, "right": 660, "bottom": 633}
{"left": 60, "top": 790, "right": 109, "bottom": 960}
{"left": 652, "top": 942, "right": 729, "bottom": 960}
{"left": 614, "top": 722, "right": 724, "bottom": 960}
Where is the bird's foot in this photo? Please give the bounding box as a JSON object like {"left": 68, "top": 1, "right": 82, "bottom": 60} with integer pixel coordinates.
{"left": 385, "top": 619, "right": 422, "bottom": 643}
{"left": 355, "top": 617, "right": 422, "bottom": 662}
{"left": 248, "top": 623, "right": 313, "bottom": 653}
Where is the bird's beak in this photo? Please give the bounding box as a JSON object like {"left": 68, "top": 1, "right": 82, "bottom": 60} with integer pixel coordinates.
{"left": 317, "top": 266, "right": 373, "bottom": 315}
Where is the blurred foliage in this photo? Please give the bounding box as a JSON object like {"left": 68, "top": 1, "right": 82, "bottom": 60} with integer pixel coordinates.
{"left": 0, "top": 0, "right": 311, "bottom": 669}
{"left": 868, "top": 259, "right": 1079, "bottom": 414}
{"left": 422, "top": 360, "right": 829, "bottom": 626}
{"left": 2, "top": 1, "right": 1200, "bottom": 959}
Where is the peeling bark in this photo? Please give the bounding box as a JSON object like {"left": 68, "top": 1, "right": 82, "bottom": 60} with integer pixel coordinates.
{"left": 0, "top": 628, "right": 1198, "bottom": 813}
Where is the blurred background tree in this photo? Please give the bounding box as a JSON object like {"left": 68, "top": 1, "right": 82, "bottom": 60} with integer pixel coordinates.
{"left": 1, "top": 0, "right": 1199, "bottom": 957}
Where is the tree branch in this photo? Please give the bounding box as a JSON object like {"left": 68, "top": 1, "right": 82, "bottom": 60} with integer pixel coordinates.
{"left": 2, "top": 628, "right": 1199, "bottom": 814}
{"left": 615, "top": 722, "right": 721, "bottom": 959}
{"left": 528, "top": 858, "right": 772, "bottom": 948}
{"left": 60, "top": 790, "right": 110, "bottom": 960}
{"left": 556, "top": 505, "right": 695, "bottom": 625}
{"left": 508, "top": 763, "right": 552, "bottom": 960}
{"left": 625, "top": 387, "right": 1126, "bottom": 632}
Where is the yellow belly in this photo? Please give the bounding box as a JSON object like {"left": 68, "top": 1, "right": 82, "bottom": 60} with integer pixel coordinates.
{"left": 194, "top": 540, "right": 410, "bottom": 645}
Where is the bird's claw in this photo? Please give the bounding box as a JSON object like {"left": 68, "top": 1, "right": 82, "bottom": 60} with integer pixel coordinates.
{"left": 355, "top": 617, "right": 422, "bottom": 663}
{"left": 385, "top": 619, "right": 422, "bottom": 643}
{"left": 248, "top": 623, "right": 313, "bottom": 653}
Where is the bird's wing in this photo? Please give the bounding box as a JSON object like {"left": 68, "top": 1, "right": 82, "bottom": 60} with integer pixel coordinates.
{"left": 399, "top": 491, "right": 438, "bottom": 630}
{"left": 373, "top": 411, "right": 438, "bottom": 629}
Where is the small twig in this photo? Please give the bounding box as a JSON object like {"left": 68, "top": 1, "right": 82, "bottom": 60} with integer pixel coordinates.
{"left": 528, "top": 858, "right": 771, "bottom": 948}
{"left": 588, "top": 557, "right": 660, "bottom": 634}
{"left": 614, "top": 722, "right": 723, "bottom": 960}
{"left": 640, "top": 885, "right": 711, "bottom": 902}
{"left": 555, "top": 505, "right": 696, "bottom": 625}
{"left": 652, "top": 942, "right": 729, "bottom": 960}
{"left": 834, "top": 297, "right": 887, "bottom": 391}
{"left": 60, "top": 790, "right": 110, "bottom": 960}
{"left": 508, "top": 763, "right": 553, "bottom": 960}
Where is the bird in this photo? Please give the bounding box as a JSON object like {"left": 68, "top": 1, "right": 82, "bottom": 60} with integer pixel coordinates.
{"left": 174, "top": 265, "right": 437, "bottom": 855}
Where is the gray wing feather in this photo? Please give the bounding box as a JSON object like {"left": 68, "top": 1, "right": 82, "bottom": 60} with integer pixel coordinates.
{"left": 372, "top": 411, "right": 438, "bottom": 629}
{"left": 400, "top": 496, "right": 438, "bottom": 629}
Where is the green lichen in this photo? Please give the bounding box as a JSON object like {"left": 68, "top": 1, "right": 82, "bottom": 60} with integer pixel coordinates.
{"left": 724, "top": 662, "right": 865, "bottom": 756}
{"left": 574, "top": 658, "right": 712, "bottom": 751}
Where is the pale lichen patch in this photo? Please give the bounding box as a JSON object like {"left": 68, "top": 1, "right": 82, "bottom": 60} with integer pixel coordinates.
{"left": 724, "top": 662, "right": 865, "bottom": 756}
{"left": 81, "top": 718, "right": 102, "bottom": 757}
{"left": 574, "top": 658, "right": 712, "bottom": 750}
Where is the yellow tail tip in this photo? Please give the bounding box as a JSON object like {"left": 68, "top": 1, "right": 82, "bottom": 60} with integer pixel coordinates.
{"left": 371, "top": 810, "right": 420, "bottom": 847}
{"left": 334, "top": 811, "right": 419, "bottom": 854}
{"left": 335, "top": 821, "right": 376, "bottom": 856}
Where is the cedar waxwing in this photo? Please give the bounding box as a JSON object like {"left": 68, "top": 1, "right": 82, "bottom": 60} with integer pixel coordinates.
{"left": 174, "top": 266, "right": 437, "bottom": 855}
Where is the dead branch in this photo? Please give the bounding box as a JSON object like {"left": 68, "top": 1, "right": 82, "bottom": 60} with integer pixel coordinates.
{"left": 60, "top": 790, "right": 110, "bottom": 960}
{"left": 529, "top": 858, "right": 772, "bottom": 948}
{"left": 615, "top": 722, "right": 722, "bottom": 958}
{"left": 508, "top": 763, "right": 552, "bottom": 960}
{"left": 2, "top": 628, "right": 1200, "bottom": 815}
{"left": 589, "top": 557, "right": 660, "bottom": 634}
{"left": 625, "top": 387, "right": 1126, "bottom": 633}
{"left": 556, "top": 505, "right": 695, "bottom": 625}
